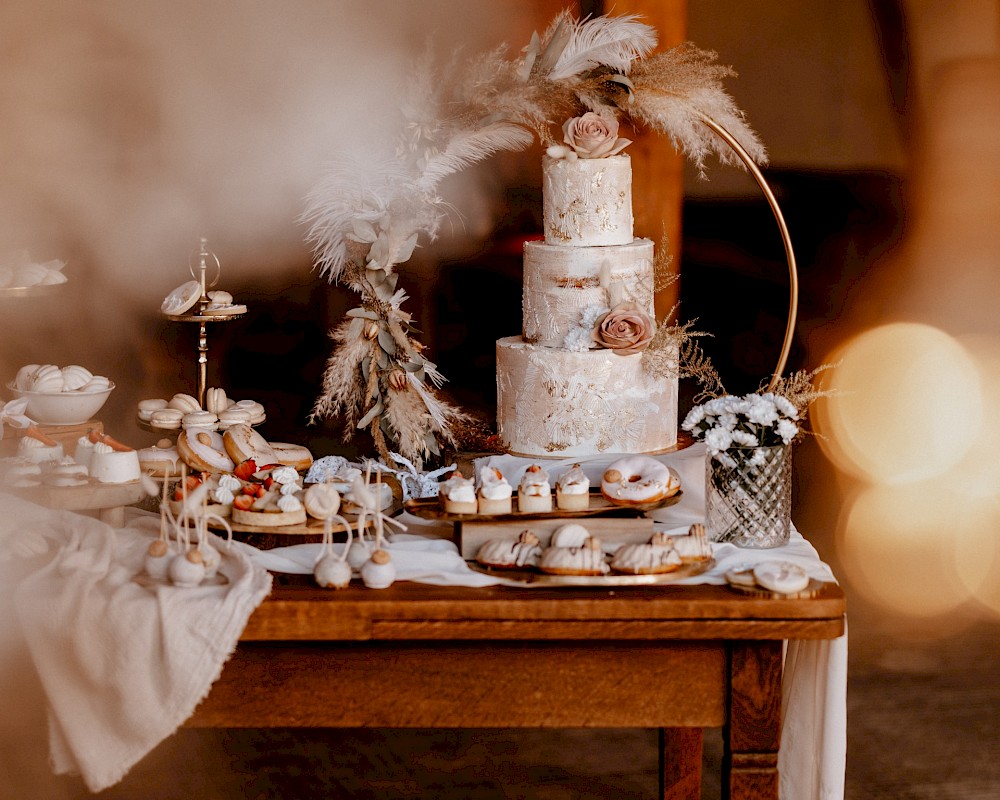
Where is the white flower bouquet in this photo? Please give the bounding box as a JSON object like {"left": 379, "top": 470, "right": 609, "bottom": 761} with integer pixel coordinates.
{"left": 682, "top": 392, "right": 800, "bottom": 469}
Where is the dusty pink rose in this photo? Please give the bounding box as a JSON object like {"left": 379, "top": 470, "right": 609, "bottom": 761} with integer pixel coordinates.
{"left": 562, "top": 112, "right": 631, "bottom": 159}
{"left": 592, "top": 303, "right": 655, "bottom": 355}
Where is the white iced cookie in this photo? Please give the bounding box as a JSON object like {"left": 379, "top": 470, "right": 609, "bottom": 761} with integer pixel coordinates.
{"left": 752, "top": 561, "right": 810, "bottom": 594}
{"left": 161, "top": 280, "right": 202, "bottom": 315}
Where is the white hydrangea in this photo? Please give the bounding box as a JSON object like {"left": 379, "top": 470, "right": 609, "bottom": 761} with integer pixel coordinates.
{"left": 563, "top": 327, "right": 594, "bottom": 352}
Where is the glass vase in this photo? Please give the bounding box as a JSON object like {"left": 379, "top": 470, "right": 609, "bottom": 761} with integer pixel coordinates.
{"left": 705, "top": 445, "right": 793, "bottom": 548}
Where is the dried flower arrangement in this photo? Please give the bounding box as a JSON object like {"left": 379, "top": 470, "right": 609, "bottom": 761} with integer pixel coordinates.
{"left": 302, "top": 8, "right": 768, "bottom": 468}
{"left": 682, "top": 364, "right": 836, "bottom": 466}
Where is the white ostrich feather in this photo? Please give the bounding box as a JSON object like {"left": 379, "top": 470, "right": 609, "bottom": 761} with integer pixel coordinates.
{"left": 545, "top": 13, "right": 657, "bottom": 81}
{"left": 302, "top": 158, "right": 410, "bottom": 281}
{"left": 416, "top": 122, "right": 534, "bottom": 191}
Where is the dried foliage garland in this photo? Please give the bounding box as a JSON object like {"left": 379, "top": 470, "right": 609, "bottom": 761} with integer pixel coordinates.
{"left": 302, "top": 8, "right": 767, "bottom": 468}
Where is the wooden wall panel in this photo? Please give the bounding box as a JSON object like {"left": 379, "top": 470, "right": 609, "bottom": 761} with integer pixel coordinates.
{"left": 604, "top": 0, "right": 688, "bottom": 319}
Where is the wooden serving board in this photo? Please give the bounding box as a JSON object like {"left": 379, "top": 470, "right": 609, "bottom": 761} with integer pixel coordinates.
{"left": 12, "top": 478, "right": 147, "bottom": 527}
{"left": 404, "top": 490, "right": 682, "bottom": 522}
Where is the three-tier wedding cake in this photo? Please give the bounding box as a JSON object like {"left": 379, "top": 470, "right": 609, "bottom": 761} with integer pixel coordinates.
{"left": 496, "top": 119, "right": 678, "bottom": 458}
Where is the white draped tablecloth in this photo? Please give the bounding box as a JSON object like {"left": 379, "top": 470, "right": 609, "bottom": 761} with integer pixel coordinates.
{"left": 3, "top": 441, "right": 845, "bottom": 799}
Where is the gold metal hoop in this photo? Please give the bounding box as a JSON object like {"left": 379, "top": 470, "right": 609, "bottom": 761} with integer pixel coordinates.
{"left": 699, "top": 116, "right": 800, "bottom": 392}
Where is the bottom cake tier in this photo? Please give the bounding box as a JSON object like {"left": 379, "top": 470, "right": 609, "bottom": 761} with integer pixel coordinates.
{"left": 496, "top": 336, "right": 677, "bottom": 458}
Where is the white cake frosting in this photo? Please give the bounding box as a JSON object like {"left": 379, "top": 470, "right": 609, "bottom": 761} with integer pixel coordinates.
{"left": 497, "top": 337, "right": 677, "bottom": 457}
{"left": 496, "top": 150, "right": 677, "bottom": 458}
{"left": 542, "top": 154, "right": 633, "bottom": 246}
{"left": 522, "top": 237, "right": 654, "bottom": 347}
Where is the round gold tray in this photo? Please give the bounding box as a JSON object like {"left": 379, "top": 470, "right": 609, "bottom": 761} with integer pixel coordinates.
{"left": 468, "top": 557, "right": 714, "bottom": 587}
{"left": 163, "top": 311, "right": 246, "bottom": 323}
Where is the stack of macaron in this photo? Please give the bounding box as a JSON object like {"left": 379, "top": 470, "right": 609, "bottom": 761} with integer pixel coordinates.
{"left": 137, "top": 388, "right": 267, "bottom": 431}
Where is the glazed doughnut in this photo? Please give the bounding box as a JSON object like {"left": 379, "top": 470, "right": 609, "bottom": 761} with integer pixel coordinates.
{"left": 150, "top": 408, "right": 184, "bottom": 429}
{"left": 600, "top": 455, "right": 681, "bottom": 506}
{"left": 137, "top": 398, "right": 168, "bottom": 421}
{"left": 177, "top": 428, "right": 235, "bottom": 474}
{"left": 269, "top": 442, "right": 314, "bottom": 472}
{"left": 222, "top": 423, "right": 277, "bottom": 467}
{"left": 168, "top": 392, "right": 201, "bottom": 413}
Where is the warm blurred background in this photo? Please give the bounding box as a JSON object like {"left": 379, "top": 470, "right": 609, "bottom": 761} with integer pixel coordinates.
{"left": 2, "top": 0, "right": 999, "bottom": 797}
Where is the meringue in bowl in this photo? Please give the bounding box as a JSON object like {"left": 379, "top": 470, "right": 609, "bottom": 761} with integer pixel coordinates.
{"left": 7, "top": 381, "right": 115, "bottom": 425}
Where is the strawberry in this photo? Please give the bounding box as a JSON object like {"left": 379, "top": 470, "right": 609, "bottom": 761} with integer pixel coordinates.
{"left": 233, "top": 494, "right": 255, "bottom": 511}
{"left": 234, "top": 459, "right": 258, "bottom": 481}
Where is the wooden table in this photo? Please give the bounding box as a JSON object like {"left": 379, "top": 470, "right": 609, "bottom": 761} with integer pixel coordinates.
{"left": 188, "top": 577, "right": 846, "bottom": 800}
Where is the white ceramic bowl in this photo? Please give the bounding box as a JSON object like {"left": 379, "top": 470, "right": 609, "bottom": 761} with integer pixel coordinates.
{"left": 6, "top": 381, "right": 115, "bottom": 425}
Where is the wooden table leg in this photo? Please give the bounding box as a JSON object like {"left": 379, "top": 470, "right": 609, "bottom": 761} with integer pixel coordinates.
{"left": 723, "top": 640, "right": 783, "bottom": 800}
{"left": 659, "top": 727, "right": 703, "bottom": 800}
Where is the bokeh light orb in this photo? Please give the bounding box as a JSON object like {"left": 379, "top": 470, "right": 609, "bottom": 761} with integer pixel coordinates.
{"left": 837, "top": 482, "right": 994, "bottom": 619}
{"left": 814, "top": 322, "right": 982, "bottom": 484}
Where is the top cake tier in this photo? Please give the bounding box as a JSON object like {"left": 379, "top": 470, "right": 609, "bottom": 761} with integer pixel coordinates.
{"left": 542, "top": 154, "right": 634, "bottom": 247}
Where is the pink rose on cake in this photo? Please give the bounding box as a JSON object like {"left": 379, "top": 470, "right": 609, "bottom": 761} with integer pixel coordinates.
{"left": 549, "top": 112, "right": 632, "bottom": 160}
{"left": 592, "top": 303, "right": 655, "bottom": 355}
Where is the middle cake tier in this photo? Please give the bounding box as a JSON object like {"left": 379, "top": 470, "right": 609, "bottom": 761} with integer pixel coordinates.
{"left": 522, "top": 237, "right": 655, "bottom": 348}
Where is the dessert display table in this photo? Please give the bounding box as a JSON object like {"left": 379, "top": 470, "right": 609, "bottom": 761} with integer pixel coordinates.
{"left": 187, "top": 577, "right": 846, "bottom": 800}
